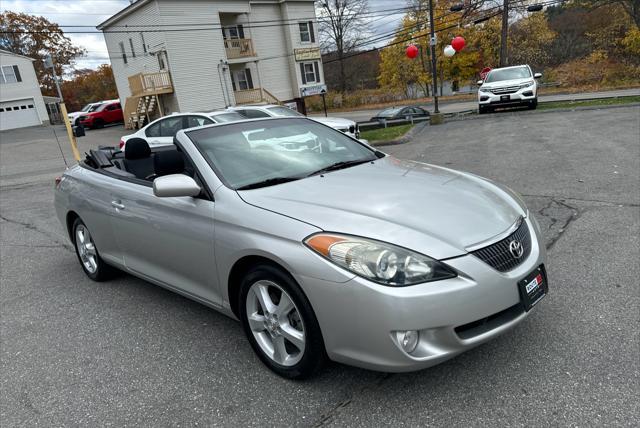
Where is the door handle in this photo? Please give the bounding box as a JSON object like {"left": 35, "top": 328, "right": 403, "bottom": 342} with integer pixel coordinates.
{"left": 111, "top": 201, "right": 125, "bottom": 210}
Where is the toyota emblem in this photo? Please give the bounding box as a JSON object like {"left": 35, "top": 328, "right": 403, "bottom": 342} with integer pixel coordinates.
{"left": 509, "top": 240, "right": 524, "bottom": 258}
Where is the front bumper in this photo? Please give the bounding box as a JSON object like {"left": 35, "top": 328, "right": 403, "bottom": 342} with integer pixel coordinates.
{"left": 478, "top": 87, "right": 536, "bottom": 106}
{"left": 299, "top": 215, "right": 547, "bottom": 372}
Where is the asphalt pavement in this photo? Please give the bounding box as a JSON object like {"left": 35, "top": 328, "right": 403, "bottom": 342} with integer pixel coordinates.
{"left": 1, "top": 106, "right": 639, "bottom": 426}
{"left": 309, "top": 88, "right": 640, "bottom": 122}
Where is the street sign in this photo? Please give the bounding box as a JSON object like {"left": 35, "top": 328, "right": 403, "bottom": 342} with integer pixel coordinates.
{"left": 300, "top": 84, "right": 327, "bottom": 97}
{"left": 294, "top": 47, "right": 321, "bottom": 61}
{"left": 480, "top": 67, "right": 492, "bottom": 80}
{"left": 43, "top": 55, "right": 54, "bottom": 69}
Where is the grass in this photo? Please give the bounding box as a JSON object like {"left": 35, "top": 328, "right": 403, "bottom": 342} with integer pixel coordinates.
{"left": 538, "top": 95, "right": 640, "bottom": 110}
{"left": 360, "top": 124, "right": 415, "bottom": 142}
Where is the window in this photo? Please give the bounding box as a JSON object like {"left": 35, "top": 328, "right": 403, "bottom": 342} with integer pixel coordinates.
{"left": 236, "top": 109, "right": 270, "bottom": 119}
{"left": 140, "top": 33, "right": 147, "bottom": 53}
{"left": 146, "top": 116, "right": 185, "bottom": 138}
{"left": 0, "top": 65, "right": 21, "bottom": 84}
{"left": 119, "top": 41, "right": 127, "bottom": 64}
{"left": 232, "top": 69, "right": 253, "bottom": 91}
{"left": 157, "top": 51, "right": 168, "bottom": 70}
{"left": 28, "top": 104, "right": 34, "bottom": 108}
{"left": 298, "top": 21, "right": 315, "bottom": 43}
{"left": 129, "top": 38, "right": 136, "bottom": 58}
{"left": 222, "top": 25, "right": 244, "bottom": 40}
{"left": 299, "top": 61, "right": 320, "bottom": 84}
{"left": 186, "top": 115, "right": 214, "bottom": 128}
{"left": 0, "top": 108, "right": 4, "bottom": 112}
{"left": 20, "top": 105, "right": 26, "bottom": 109}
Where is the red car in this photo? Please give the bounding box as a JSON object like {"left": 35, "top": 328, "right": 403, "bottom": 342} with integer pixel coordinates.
{"left": 78, "top": 101, "right": 123, "bottom": 129}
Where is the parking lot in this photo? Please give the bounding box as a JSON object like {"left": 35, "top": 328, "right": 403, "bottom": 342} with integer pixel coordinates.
{"left": 1, "top": 107, "right": 638, "bottom": 426}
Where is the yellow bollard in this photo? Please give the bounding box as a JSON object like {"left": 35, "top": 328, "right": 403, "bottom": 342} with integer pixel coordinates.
{"left": 58, "top": 102, "right": 81, "bottom": 161}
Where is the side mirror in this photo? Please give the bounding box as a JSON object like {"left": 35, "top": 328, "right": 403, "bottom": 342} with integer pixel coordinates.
{"left": 477, "top": 80, "right": 484, "bottom": 85}
{"left": 153, "top": 174, "right": 201, "bottom": 198}
{"left": 534, "top": 72, "right": 542, "bottom": 79}
{"left": 73, "top": 125, "right": 85, "bottom": 138}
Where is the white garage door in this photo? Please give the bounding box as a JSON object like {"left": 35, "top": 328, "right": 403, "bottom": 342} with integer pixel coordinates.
{"left": 0, "top": 99, "right": 41, "bottom": 131}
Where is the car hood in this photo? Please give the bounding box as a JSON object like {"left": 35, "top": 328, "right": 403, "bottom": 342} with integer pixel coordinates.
{"left": 68, "top": 111, "right": 85, "bottom": 119}
{"left": 481, "top": 78, "right": 532, "bottom": 89}
{"left": 238, "top": 156, "right": 526, "bottom": 259}
{"left": 309, "top": 116, "right": 355, "bottom": 128}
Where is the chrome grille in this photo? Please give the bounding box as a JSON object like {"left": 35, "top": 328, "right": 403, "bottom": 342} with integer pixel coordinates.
{"left": 471, "top": 220, "right": 531, "bottom": 272}
{"left": 490, "top": 86, "right": 520, "bottom": 95}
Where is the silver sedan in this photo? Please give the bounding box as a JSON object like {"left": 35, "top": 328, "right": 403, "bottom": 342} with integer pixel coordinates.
{"left": 54, "top": 117, "right": 547, "bottom": 379}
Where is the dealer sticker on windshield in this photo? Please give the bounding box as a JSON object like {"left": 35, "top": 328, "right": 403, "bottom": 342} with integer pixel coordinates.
{"left": 518, "top": 265, "right": 548, "bottom": 311}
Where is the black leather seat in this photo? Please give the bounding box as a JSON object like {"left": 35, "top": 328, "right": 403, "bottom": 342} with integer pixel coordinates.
{"left": 123, "top": 138, "right": 154, "bottom": 180}
{"left": 153, "top": 150, "right": 184, "bottom": 177}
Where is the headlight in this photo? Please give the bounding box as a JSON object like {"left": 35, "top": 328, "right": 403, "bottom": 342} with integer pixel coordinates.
{"left": 304, "top": 234, "right": 456, "bottom": 286}
{"left": 520, "top": 81, "right": 534, "bottom": 88}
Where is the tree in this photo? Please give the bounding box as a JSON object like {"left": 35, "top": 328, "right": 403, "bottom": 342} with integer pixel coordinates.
{"left": 0, "top": 11, "right": 85, "bottom": 95}
{"left": 61, "top": 65, "right": 119, "bottom": 112}
{"left": 318, "top": 0, "right": 369, "bottom": 92}
{"left": 509, "top": 12, "right": 557, "bottom": 69}
{"left": 574, "top": 0, "right": 640, "bottom": 27}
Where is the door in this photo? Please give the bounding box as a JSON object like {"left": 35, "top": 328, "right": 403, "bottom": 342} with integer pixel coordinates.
{"left": 0, "top": 99, "right": 40, "bottom": 130}
{"left": 103, "top": 103, "right": 122, "bottom": 124}
{"left": 144, "top": 115, "right": 184, "bottom": 147}
{"left": 108, "top": 179, "right": 219, "bottom": 304}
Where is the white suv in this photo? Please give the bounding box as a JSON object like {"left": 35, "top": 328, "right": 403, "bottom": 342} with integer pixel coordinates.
{"left": 227, "top": 105, "right": 362, "bottom": 141}
{"left": 477, "top": 65, "right": 542, "bottom": 114}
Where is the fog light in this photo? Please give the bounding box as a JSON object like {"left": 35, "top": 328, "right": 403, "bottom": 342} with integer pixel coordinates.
{"left": 397, "top": 330, "right": 419, "bottom": 353}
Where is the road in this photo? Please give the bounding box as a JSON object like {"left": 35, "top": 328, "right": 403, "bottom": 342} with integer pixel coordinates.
{"left": 309, "top": 88, "right": 640, "bottom": 122}
{"left": 1, "top": 107, "right": 639, "bottom": 426}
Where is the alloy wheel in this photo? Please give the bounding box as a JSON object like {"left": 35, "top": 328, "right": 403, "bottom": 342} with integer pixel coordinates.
{"left": 245, "top": 280, "right": 306, "bottom": 366}
{"left": 75, "top": 224, "right": 98, "bottom": 274}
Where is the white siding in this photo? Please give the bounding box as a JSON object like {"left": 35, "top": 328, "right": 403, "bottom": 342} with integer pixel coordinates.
{"left": 100, "top": 0, "right": 320, "bottom": 111}
{"left": 159, "top": 0, "right": 250, "bottom": 111}
{"left": 102, "top": 0, "right": 168, "bottom": 105}
{"left": 0, "top": 52, "right": 48, "bottom": 125}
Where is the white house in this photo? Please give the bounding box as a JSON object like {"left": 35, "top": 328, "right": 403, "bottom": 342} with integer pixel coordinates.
{"left": 0, "top": 50, "right": 49, "bottom": 131}
{"left": 97, "top": 0, "right": 325, "bottom": 129}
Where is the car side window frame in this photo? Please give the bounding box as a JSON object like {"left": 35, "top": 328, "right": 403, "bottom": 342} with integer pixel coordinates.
{"left": 145, "top": 119, "right": 162, "bottom": 138}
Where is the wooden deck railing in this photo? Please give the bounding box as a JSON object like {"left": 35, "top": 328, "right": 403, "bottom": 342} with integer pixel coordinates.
{"left": 224, "top": 38, "right": 256, "bottom": 59}
{"left": 234, "top": 88, "right": 280, "bottom": 105}
{"left": 128, "top": 71, "right": 173, "bottom": 96}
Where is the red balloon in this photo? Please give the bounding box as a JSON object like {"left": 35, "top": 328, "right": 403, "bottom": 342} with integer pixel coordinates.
{"left": 451, "top": 36, "right": 466, "bottom": 52}
{"left": 406, "top": 44, "right": 419, "bottom": 59}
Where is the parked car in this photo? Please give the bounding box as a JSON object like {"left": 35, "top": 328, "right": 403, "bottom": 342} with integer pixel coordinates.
{"left": 370, "top": 106, "right": 430, "bottom": 122}
{"left": 67, "top": 101, "right": 110, "bottom": 126}
{"left": 228, "top": 104, "right": 362, "bottom": 140}
{"left": 55, "top": 116, "right": 547, "bottom": 379}
{"left": 77, "top": 100, "right": 123, "bottom": 129}
{"left": 477, "top": 65, "right": 542, "bottom": 114}
{"left": 119, "top": 110, "right": 246, "bottom": 149}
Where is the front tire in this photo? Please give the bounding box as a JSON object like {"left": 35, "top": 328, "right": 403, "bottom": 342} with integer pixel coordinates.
{"left": 528, "top": 98, "right": 538, "bottom": 110}
{"left": 239, "top": 264, "right": 326, "bottom": 379}
{"left": 72, "top": 218, "right": 115, "bottom": 281}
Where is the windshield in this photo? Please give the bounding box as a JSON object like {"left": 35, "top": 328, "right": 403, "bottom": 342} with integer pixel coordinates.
{"left": 81, "top": 104, "right": 101, "bottom": 112}
{"left": 211, "top": 112, "right": 245, "bottom": 123}
{"left": 266, "top": 106, "right": 303, "bottom": 117}
{"left": 378, "top": 107, "right": 403, "bottom": 116}
{"left": 187, "top": 118, "right": 377, "bottom": 189}
{"left": 485, "top": 67, "right": 531, "bottom": 83}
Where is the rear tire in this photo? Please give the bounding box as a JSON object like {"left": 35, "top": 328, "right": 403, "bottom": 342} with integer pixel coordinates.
{"left": 239, "top": 264, "right": 326, "bottom": 379}
{"left": 71, "top": 218, "right": 115, "bottom": 281}
{"left": 93, "top": 119, "right": 104, "bottom": 129}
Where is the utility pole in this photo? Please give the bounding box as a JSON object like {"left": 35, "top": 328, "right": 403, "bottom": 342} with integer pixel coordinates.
{"left": 45, "top": 54, "right": 81, "bottom": 162}
{"left": 499, "top": 0, "right": 509, "bottom": 67}
{"left": 428, "top": 0, "right": 439, "bottom": 114}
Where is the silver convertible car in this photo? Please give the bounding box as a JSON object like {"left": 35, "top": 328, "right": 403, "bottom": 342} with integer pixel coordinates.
{"left": 54, "top": 117, "right": 548, "bottom": 379}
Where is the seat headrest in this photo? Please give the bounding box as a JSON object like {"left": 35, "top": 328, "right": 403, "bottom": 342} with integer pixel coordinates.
{"left": 125, "top": 138, "right": 151, "bottom": 160}
{"left": 154, "top": 150, "right": 184, "bottom": 176}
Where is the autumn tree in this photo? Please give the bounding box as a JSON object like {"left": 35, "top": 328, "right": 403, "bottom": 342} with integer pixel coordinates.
{"left": 0, "top": 11, "right": 85, "bottom": 95}
{"left": 61, "top": 65, "right": 119, "bottom": 112}
{"left": 508, "top": 12, "right": 557, "bottom": 69}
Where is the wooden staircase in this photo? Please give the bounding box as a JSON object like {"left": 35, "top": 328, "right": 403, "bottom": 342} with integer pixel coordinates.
{"left": 124, "top": 94, "right": 163, "bottom": 130}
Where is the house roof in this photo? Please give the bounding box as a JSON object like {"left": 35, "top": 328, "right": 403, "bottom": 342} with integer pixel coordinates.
{"left": 96, "top": 0, "right": 152, "bottom": 30}
{"left": 0, "top": 49, "right": 36, "bottom": 62}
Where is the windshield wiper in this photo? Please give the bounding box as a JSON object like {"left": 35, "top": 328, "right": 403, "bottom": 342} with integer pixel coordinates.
{"left": 236, "top": 176, "right": 301, "bottom": 190}
{"left": 307, "top": 159, "right": 373, "bottom": 177}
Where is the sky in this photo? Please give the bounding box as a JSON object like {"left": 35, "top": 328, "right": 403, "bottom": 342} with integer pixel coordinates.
{"left": 3, "top": 0, "right": 406, "bottom": 70}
